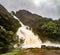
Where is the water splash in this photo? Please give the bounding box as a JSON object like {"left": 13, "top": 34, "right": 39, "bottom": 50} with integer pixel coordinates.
{"left": 13, "top": 15, "right": 60, "bottom": 48}
{"left": 42, "top": 41, "right": 60, "bottom": 47}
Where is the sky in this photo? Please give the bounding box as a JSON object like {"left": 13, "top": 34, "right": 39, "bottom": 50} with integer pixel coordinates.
{"left": 0, "top": 0, "right": 60, "bottom": 19}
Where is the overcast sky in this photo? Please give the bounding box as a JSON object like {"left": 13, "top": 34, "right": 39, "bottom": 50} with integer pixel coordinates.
{"left": 0, "top": 0, "right": 60, "bottom": 19}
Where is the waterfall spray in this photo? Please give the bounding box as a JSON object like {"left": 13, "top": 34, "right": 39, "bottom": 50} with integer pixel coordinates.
{"left": 12, "top": 15, "right": 60, "bottom": 48}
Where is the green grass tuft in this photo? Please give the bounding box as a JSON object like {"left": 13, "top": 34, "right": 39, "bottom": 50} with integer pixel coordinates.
{"left": 0, "top": 49, "right": 20, "bottom": 55}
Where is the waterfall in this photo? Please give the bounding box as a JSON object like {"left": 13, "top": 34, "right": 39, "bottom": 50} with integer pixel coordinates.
{"left": 13, "top": 15, "right": 42, "bottom": 48}
{"left": 13, "top": 15, "right": 60, "bottom": 48}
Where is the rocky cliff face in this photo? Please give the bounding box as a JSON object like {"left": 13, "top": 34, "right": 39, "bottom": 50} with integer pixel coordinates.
{"left": 16, "top": 10, "right": 53, "bottom": 33}
{"left": 16, "top": 10, "right": 52, "bottom": 41}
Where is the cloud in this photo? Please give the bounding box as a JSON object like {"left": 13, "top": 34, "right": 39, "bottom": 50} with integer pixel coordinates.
{"left": 0, "top": 0, "right": 60, "bottom": 19}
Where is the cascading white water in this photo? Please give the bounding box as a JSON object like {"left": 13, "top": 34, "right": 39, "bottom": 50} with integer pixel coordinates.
{"left": 13, "top": 15, "right": 60, "bottom": 48}
{"left": 20, "top": 27, "right": 42, "bottom": 48}
{"left": 13, "top": 15, "right": 42, "bottom": 48}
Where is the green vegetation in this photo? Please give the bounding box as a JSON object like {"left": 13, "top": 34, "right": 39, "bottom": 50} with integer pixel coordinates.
{"left": 0, "top": 4, "right": 20, "bottom": 53}
{"left": 0, "top": 49, "right": 20, "bottom": 55}
{"left": 40, "top": 21, "right": 59, "bottom": 42}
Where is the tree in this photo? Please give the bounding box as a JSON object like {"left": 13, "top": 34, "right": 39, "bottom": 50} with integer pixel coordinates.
{"left": 41, "top": 21, "right": 60, "bottom": 42}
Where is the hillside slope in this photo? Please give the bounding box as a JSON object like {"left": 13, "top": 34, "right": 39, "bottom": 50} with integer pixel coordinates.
{"left": 16, "top": 10, "right": 60, "bottom": 43}
{"left": 0, "top": 4, "right": 20, "bottom": 53}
